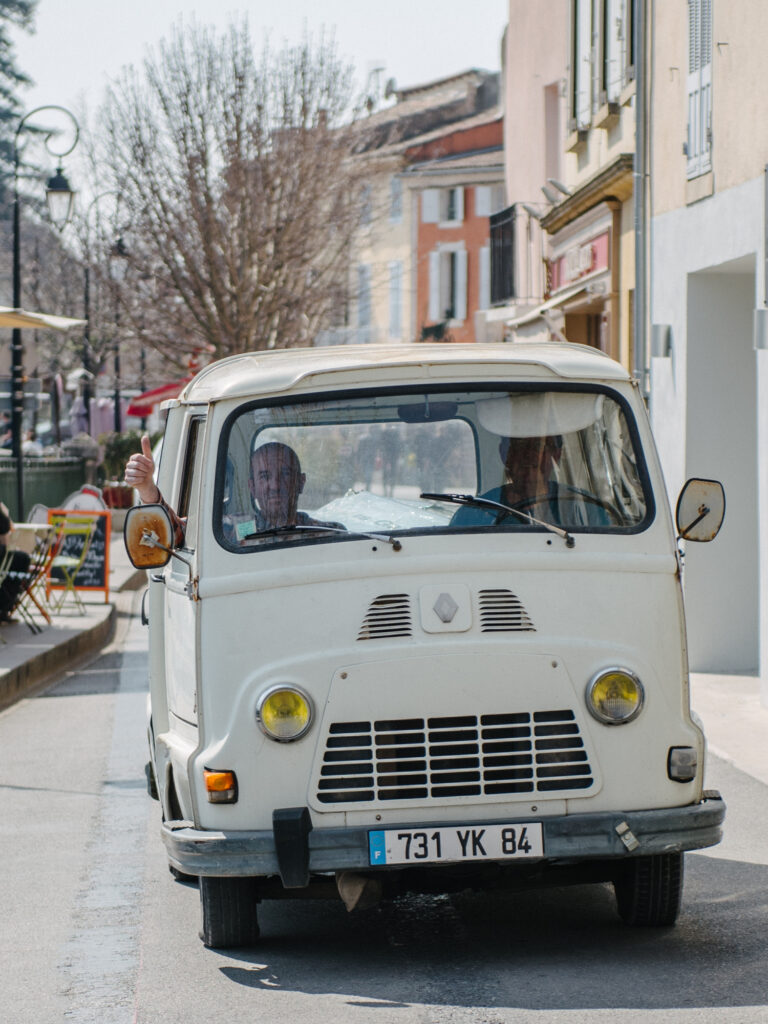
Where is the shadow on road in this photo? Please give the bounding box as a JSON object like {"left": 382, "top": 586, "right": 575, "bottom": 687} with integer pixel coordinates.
{"left": 216, "top": 852, "right": 768, "bottom": 1011}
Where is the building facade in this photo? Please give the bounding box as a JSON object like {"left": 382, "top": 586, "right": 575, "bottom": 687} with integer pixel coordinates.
{"left": 649, "top": 0, "right": 768, "bottom": 700}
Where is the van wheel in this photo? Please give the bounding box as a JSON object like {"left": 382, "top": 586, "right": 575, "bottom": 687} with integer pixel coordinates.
{"left": 199, "top": 877, "right": 261, "bottom": 948}
{"left": 614, "top": 852, "right": 683, "bottom": 926}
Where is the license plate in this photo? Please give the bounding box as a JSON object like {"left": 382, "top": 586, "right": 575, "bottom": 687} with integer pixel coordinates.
{"left": 368, "top": 822, "right": 543, "bottom": 866}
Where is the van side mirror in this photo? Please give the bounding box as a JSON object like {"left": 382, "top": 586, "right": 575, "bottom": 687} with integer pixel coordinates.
{"left": 675, "top": 478, "right": 725, "bottom": 542}
{"left": 124, "top": 504, "right": 175, "bottom": 569}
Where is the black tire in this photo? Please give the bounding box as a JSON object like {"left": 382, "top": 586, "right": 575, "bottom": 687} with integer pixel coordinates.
{"left": 199, "top": 876, "right": 261, "bottom": 949}
{"left": 614, "top": 852, "right": 684, "bottom": 926}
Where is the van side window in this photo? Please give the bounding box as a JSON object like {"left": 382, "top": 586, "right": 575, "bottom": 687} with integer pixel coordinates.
{"left": 178, "top": 417, "right": 205, "bottom": 549}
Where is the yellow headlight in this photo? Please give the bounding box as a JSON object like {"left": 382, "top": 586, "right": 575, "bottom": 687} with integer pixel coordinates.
{"left": 586, "top": 668, "right": 644, "bottom": 725}
{"left": 257, "top": 686, "right": 313, "bottom": 742}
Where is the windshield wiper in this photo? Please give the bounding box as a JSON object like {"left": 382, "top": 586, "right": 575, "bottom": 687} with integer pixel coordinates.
{"left": 420, "top": 492, "right": 575, "bottom": 548}
{"left": 242, "top": 523, "right": 402, "bottom": 550}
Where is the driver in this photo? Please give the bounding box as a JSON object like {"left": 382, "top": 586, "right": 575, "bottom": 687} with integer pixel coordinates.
{"left": 451, "top": 434, "right": 609, "bottom": 528}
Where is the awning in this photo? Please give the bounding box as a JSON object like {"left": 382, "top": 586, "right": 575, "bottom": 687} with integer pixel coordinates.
{"left": 506, "top": 283, "right": 588, "bottom": 330}
{"left": 0, "top": 306, "right": 86, "bottom": 331}
{"left": 126, "top": 379, "right": 191, "bottom": 417}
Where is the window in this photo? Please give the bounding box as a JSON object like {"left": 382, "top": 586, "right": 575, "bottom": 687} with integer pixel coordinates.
{"left": 178, "top": 417, "right": 206, "bottom": 548}
{"left": 429, "top": 246, "right": 467, "bottom": 323}
{"left": 389, "top": 176, "right": 403, "bottom": 222}
{"left": 475, "top": 184, "right": 506, "bottom": 218}
{"left": 360, "top": 184, "right": 373, "bottom": 226}
{"left": 215, "top": 386, "right": 651, "bottom": 551}
{"left": 490, "top": 206, "right": 516, "bottom": 305}
{"left": 422, "top": 187, "right": 464, "bottom": 225}
{"left": 389, "top": 261, "right": 403, "bottom": 339}
{"left": 687, "top": 0, "right": 712, "bottom": 178}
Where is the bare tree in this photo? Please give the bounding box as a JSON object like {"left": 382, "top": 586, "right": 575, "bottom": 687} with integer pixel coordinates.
{"left": 92, "top": 20, "right": 371, "bottom": 364}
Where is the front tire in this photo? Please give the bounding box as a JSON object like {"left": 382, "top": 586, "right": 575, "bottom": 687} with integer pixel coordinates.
{"left": 614, "top": 852, "right": 684, "bottom": 926}
{"left": 199, "top": 877, "right": 261, "bottom": 948}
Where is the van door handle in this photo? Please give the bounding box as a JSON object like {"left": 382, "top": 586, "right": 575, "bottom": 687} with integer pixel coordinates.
{"left": 150, "top": 574, "right": 166, "bottom": 584}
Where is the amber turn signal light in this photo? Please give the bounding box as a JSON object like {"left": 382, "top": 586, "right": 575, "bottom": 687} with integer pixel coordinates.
{"left": 203, "top": 769, "right": 238, "bottom": 804}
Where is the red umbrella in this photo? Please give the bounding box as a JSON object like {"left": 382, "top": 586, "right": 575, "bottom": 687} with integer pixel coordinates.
{"left": 126, "top": 379, "right": 191, "bottom": 417}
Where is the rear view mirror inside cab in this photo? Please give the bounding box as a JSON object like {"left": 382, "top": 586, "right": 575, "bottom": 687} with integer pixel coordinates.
{"left": 676, "top": 478, "right": 725, "bottom": 542}
{"left": 124, "top": 505, "right": 175, "bottom": 569}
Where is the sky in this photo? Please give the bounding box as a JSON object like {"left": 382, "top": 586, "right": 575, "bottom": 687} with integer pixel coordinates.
{"left": 13, "top": 0, "right": 508, "bottom": 118}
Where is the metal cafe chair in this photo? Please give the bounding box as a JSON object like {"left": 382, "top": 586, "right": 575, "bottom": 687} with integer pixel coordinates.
{"left": 11, "top": 524, "right": 63, "bottom": 631}
{"left": 47, "top": 513, "right": 98, "bottom": 615}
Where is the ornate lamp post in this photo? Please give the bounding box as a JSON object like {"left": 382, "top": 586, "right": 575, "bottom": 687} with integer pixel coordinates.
{"left": 11, "top": 105, "right": 78, "bottom": 518}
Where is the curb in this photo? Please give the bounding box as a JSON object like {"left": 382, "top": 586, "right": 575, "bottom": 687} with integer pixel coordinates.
{"left": 0, "top": 605, "right": 117, "bottom": 713}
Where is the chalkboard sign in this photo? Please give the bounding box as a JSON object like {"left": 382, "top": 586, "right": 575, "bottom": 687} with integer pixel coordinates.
{"left": 47, "top": 509, "right": 111, "bottom": 603}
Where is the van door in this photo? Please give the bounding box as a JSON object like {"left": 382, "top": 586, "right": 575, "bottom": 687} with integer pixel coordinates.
{"left": 163, "top": 413, "right": 206, "bottom": 725}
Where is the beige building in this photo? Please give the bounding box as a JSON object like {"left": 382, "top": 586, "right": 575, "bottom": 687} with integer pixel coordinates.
{"left": 487, "top": 0, "right": 636, "bottom": 369}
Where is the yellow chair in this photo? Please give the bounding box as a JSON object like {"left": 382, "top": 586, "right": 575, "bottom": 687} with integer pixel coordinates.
{"left": 47, "top": 514, "right": 97, "bottom": 615}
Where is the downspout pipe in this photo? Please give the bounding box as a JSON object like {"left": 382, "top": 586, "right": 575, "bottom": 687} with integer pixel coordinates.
{"left": 633, "top": 0, "right": 649, "bottom": 397}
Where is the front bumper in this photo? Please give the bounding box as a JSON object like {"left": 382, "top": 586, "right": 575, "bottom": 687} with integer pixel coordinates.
{"left": 162, "top": 793, "right": 725, "bottom": 882}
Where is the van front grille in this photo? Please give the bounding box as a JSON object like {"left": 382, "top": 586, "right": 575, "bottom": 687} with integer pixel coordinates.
{"left": 315, "top": 709, "right": 593, "bottom": 804}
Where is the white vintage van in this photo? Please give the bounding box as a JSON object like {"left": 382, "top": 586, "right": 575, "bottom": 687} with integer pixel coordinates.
{"left": 124, "top": 341, "right": 726, "bottom": 949}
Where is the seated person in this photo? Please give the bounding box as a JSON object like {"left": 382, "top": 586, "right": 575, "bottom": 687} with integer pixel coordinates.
{"left": 125, "top": 436, "right": 343, "bottom": 546}
{"left": 451, "top": 434, "right": 611, "bottom": 528}
{"left": 224, "top": 441, "right": 344, "bottom": 544}
{"left": 0, "top": 500, "right": 31, "bottom": 622}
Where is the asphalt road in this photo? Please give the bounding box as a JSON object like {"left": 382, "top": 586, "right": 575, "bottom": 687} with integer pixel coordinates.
{"left": 1, "top": 588, "right": 767, "bottom": 1024}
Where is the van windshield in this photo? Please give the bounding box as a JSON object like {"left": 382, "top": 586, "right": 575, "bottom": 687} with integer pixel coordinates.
{"left": 215, "top": 385, "right": 651, "bottom": 549}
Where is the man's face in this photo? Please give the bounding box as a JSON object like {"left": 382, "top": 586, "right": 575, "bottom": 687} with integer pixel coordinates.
{"left": 499, "top": 436, "right": 559, "bottom": 494}
{"left": 249, "top": 446, "right": 304, "bottom": 525}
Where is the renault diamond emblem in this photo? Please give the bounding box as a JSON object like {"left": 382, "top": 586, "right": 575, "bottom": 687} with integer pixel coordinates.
{"left": 433, "top": 592, "right": 459, "bottom": 623}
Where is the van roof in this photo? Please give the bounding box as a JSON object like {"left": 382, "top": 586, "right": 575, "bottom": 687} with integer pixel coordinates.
{"left": 177, "top": 341, "right": 632, "bottom": 405}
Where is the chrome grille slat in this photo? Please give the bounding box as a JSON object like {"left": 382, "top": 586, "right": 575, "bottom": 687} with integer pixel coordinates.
{"left": 316, "top": 709, "right": 594, "bottom": 804}
{"left": 357, "top": 594, "right": 412, "bottom": 640}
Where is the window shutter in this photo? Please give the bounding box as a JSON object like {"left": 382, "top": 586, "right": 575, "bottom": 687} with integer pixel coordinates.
{"left": 455, "top": 249, "right": 468, "bottom": 322}
{"left": 475, "top": 185, "right": 491, "bottom": 218}
{"left": 428, "top": 251, "right": 441, "bottom": 321}
{"left": 454, "top": 187, "right": 464, "bottom": 223}
{"left": 422, "top": 189, "right": 439, "bottom": 223}
{"left": 389, "top": 261, "right": 403, "bottom": 338}
{"left": 357, "top": 264, "right": 372, "bottom": 334}
{"left": 687, "top": 0, "right": 712, "bottom": 178}
{"left": 575, "top": 0, "right": 592, "bottom": 128}
{"left": 479, "top": 245, "right": 491, "bottom": 311}
{"left": 604, "top": 0, "right": 622, "bottom": 102}
{"left": 389, "top": 176, "right": 403, "bottom": 222}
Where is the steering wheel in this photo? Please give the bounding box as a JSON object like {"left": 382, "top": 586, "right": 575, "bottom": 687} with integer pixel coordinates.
{"left": 503, "top": 491, "right": 622, "bottom": 527}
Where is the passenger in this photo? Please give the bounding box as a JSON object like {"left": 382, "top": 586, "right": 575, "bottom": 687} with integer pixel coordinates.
{"left": 451, "top": 434, "right": 611, "bottom": 528}
{"left": 125, "top": 435, "right": 343, "bottom": 545}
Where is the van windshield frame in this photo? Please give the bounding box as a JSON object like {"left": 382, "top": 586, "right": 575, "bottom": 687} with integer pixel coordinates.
{"left": 212, "top": 382, "right": 655, "bottom": 552}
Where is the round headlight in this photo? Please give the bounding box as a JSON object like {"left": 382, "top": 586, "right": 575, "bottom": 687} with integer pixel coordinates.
{"left": 256, "top": 685, "right": 313, "bottom": 742}
{"left": 586, "top": 668, "right": 644, "bottom": 725}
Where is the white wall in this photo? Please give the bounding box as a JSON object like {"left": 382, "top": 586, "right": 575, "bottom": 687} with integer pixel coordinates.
{"left": 651, "top": 175, "right": 765, "bottom": 678}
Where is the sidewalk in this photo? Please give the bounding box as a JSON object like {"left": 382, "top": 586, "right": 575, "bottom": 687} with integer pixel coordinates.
{"left": 1, "top": 547, "right": 766, "bottom": 788}
{"left": 690, "top": 672, "right": 768, "bottom": 787}
{"left": 0, "top": 533, "right": 145, "bottom": 712}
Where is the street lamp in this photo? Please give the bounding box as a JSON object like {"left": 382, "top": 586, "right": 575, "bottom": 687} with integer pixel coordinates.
{"left": 11, "top": 105, "right": 78, "bottom": 519}
{"left": 109, "top": 236, "right": 129, "bottom": 433}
